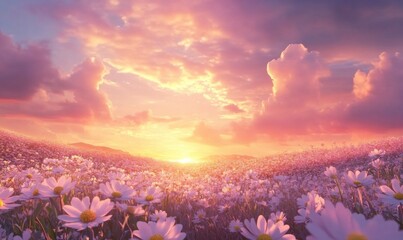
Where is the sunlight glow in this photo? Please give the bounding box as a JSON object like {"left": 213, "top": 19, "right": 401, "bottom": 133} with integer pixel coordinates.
{"left": 176, "top": 157, "right": 196, "bottom": 164}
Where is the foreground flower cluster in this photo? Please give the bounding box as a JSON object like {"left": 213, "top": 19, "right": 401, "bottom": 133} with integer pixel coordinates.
{"left": 0, "top": 131, "right": 403, "bottom": 239}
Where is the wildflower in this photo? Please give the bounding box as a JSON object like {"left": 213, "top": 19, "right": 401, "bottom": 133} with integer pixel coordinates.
{"left": 132, "top": 218, "right": 186, "bottom": 240}
{"left": 107, "top": 172, "right": 129, "bottom": 182}
{"left": 218, "top": 203, "right": 231, "bottom": 213}
{"left": 150, "top": 210, "right": 170, "bottom": 221}
{"left": 116, "top": 203, "right": 145, "bottom": 216}
{"left": 99, "top": 180, "right": 136, "bottom": 200}
{"left": 0, "top": 187, "right": 20, "bottom": 211}
{"left": 369, "top": 149, "right": 386, "bottom": 158}
{"left": 324, "top": 166, "right": 338, "bottom": 179}
{"left": 18, "top": 168, "right": 42, "bottom": 181}
{"left": 58, "top": 196, "right": 114, "bottom": 231}
{"left": 306, "top": 201, "right": 403, "bottom": 240}
{"left": 229, "top": 219, "right": 243, "bottom": 232}
{"left": 378, "top": 179, "right": 403, "bottom": 205}
{"left": 270, "top": 211, "right": 287, "bottom": 223}
{"left": 370, "top": 158, "right": 385, "bottom": 169}
{"left": 193, "top": 209, "right": 207, "bottom": 224}
{"left": 136, "top": 186, "right": 163, "bottom": 205}
{"left": 241, "top": 215, "right": 296, "bottom": 240}
{"left": 297, "top": 191, "right": 325, "bottom": 213}
{"left": 39, "top": 175, "right": 75, "bottom": 198}
{"left": 345, "top": 170, "right": 374, "bottom": 188}
{"left": 20, "top": 182, "right": 43, "bottom": 200}
{"left": 294, "top": 208, "right": 311, "bottom": 224}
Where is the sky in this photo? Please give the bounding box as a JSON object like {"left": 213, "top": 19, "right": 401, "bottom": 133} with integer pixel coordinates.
{"left": 0, "top": 0, "right": 403, "bottom": 161}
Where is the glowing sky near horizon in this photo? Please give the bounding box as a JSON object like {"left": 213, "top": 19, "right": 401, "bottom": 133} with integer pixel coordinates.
{"left": 0, "top": 0, "right": 403, "bottom": 160}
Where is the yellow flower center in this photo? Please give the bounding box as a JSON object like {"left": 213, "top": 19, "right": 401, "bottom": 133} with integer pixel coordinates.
{"left": 80, "top": 210, "right": 97, "bottom": 223}
{"left": 26, "top": 174, "right": 33, "bottom": 179}
{"left": 394, "top": 193, "right": 403, "bottom": 200}
{"left": 112, "top": 191, "right": 122, "bottom": 198}
{"left": 53, "top": 186, "right": 64, "bottom": 195}
{"left": 353, "top": 181, "right": 362, "bottom": 186}
{"left": 346, "top": 232, "right": 368, "bottom": 240}
{"left": 145, "top": 195, "right": 154, "bottom": 202}
{"left": 33, "top": 189, "right": 39, "bottom": 196}
{"left": 234, "top": 226, "right": 241, "bottom": 231}
{"left": 0, "top": 199, "right": 4, "bottom": 207}
{"left": 257, "top": 234, "right": 272, "bottom": 240}
{"left": 149, "top": 234, "right": 164, "bottom": 240}
{"left": 198, "top": 213, "right": 205, "bottom": 218}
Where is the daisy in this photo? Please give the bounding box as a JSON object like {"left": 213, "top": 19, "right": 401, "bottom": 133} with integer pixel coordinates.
{"left": 378, "top": 179, "right": 403, "bottom": 205}
{"left": 150, "top": 210, "right": 170, "bottom": 221}
{"left": 370, "top": 158, "right": 385, "bottom": 169}
{"left": 324, "top": 166, "right": 337, "bottom": 179}
{"left": 345, "top": 170, "right": 374, "bottom": 188}
{"left": 58, "top": 196, "right": 114, "bottom": 231}
{"left": 20, "top": 182, "right": 44, "bottom": 200}
{"left": 229, "top": 219, "right": 243, "bottom": 232}
{"left": 107, "top": 172, "right": 129, "bottom": 182}
{"left": 241, "top": 215, "right": 296, "bottom": 240}
{"left": 306, "top": 201, "right": 403, "bottom": 240}
{"left": 368, "top": 149, "right": 386, "bottom": 158}
{"left": 192, "top": 209, "right": 207, "bottom": 224}
{"left": 136, "top": 186, "right": 163, "bottom": 205}
{"left": 294, "top": 208, "right": 311, "bottom": 224}
{"left": 39, "top": 175, "right": 75, "bottom": 198}
{"left": 132, "top": 218, "right": 186, "bottom": 240}
{"left": 0, "top": 187, "right": 20, "bottom": 211}
{"left": 18, "top": 168, "right": 42, "bottom": 181}
{"left": 297, "top": 191, "right": 325, "bottom": 213}
{"left": 270, "top": 211, "right": 287, "bottom": 223}
{"left": 99, "top": 180, "right": 136, "bottom": 200}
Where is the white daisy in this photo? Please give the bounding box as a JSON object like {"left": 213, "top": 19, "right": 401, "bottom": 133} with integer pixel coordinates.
{"left": 136, "top": 186, "right": 163, "bottom": 205}
{"left": 58, "top": 196, "right": 114, "bottom": 231}
{"left": 99, "top": 180, "right": 136, "bottom": 200}
{"left": 39, "top": 175, "right": 75, "bottom": 198}
{"left": 241, "top": 215, "right": 296, "bottom": 240}
{"left": 345, "top": 170, "right": 374, "bottom": 188}
{"left": 132, "top": 218, "right": 186, "bottom": 240}
{"left": 0, "top": 187, "right": 20, "bottom": 211}
{"left": 229, "top": 219, "right": 243, "bottom": 232}
{"left": 378, "top": 179, "right": 403, "bottom": 205}
{"left": 306, "top": 201, "right": 403, "bottom": 240}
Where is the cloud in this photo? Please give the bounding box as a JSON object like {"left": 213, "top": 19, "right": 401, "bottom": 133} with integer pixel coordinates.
{"left": 345, "top": 52, "right": 403, "bottom": 130}
{"left": 186, "top": 122, "right": 226, "bottom": 146}
{"left": 250, "top": 44, "right": 330, "bottom": 136}
{"left": 223, "top": 103, "right": 244, "bottom": 113}
{"left": 124, "top": 110, "right": 180, "bottom": 126}
{"left": 267, "top": 44, "right": 330, "bottom": 107}
{"left": 0, "top": 33, "right": 58, "bottom": 100}
{"left": 228, "top": 45, "right": 403, "bottom": 144}
{"left": 29, "top": 0, "right": 403, "bottom": 116}
{"left": 0, "top": 32, "right": 111, "bottom": 122}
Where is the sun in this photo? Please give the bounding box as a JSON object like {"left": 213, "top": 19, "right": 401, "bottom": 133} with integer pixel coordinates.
{"left": 176, "top": 157, "right": 195, "bottom": 164}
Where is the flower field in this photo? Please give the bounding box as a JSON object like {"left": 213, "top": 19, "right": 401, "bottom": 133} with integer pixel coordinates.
{"left": 1, "top": 131, "right": 403, "bottom": 240}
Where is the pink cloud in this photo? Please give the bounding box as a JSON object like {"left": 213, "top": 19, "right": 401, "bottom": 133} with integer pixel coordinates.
{"left": 245, "top": 44, "right": 331, "bottom": 137}
{"left": 0, "top": 32, "right": 111, "bottom": 122}
{"left": 186, "top": 122, "right": 226, "bottom": 146}
{"left": 267, "top": 44, "right": 330, "bottom": 107}
{"left": 228, "top": 45, "right": 403, "bottom": 144}
{"left": 0, "top": 33, "right": 58, "bottom": 100}
{"left": 345, "top": 52, "right": 403, "bottom": 131}
{"left": 124, "top": 110, "right": 180, "bottom": 126}
{"left": 223, "top": 103, "right": 244, "bottom": 113}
